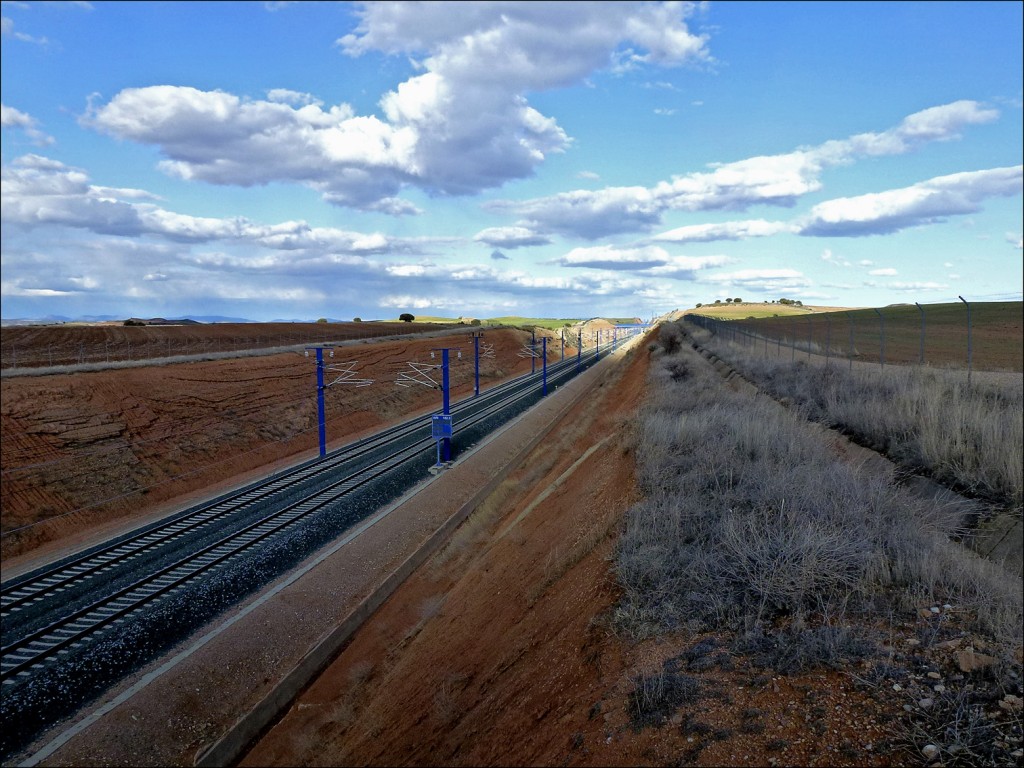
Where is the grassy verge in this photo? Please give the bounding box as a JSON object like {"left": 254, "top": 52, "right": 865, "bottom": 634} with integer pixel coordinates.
{"left": 614, "top": 319, "right": 1022, "bottom": 708}
{"left": 687, "top": 323, "right": 1023, "bottom": 513}
{"left": 614, "top": 320, "right": 1023, "bottom": 762}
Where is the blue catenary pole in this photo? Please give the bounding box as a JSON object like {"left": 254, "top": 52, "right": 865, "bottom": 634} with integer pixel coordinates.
{"left": 442, "top": 348, "right": 451, "bottom": 461}
{"left": 473, "top": 333, "right": 480, "bottom": 397}
{"left": 314, "top": 347, "right": 326, "bottom": 457}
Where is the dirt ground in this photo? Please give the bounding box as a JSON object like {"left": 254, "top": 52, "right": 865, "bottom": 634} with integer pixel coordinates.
{"left": 4, "top": 325, "right": 1020, "bottom": 767}
{"left": 0, "top": 325, "right": 562, "bottom": 566}
{"left": 239, "top": 336, "right": 991, "bottom": 768}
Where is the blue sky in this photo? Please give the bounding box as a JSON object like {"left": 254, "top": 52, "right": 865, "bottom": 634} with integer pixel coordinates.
{"left": 2, "top": 1, "right": 1021, "bottom": 322}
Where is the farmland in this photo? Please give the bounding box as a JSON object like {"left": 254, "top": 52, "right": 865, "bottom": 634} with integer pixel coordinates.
{"left": 3, "top": 315, "right": 1020, "bottom": 768}
{"left": 690, "top": 300, "right": 1023, "bottom": 372}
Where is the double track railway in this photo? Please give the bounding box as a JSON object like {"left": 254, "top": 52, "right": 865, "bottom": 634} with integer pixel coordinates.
{"left": 0, "top": 338, "right": 630, "bottom": 759}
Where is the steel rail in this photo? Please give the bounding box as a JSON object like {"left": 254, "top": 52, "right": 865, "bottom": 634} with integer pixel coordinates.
{"left": 0, "top": 352, "right": 589, "bottom": 616}
{"left": 0, "top": 344, "right": 611, "bottom": 685}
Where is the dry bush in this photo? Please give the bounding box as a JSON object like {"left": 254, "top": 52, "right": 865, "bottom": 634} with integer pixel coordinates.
{"left": 694, "top": 327, "right": 1023, "bottom": 511}
{"left": 615, "top": 329, "right": 1023, "bottom": 658}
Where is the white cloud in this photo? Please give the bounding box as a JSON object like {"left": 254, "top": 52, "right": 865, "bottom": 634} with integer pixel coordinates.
{"left": 652, "top": 218, "right": 793, "bottom": 243}
{"left": 1008, "top": 232, "right": 1024, "bottom": 250}
{"left": 883, "top": 281, "right": 950, "bottom": 292}
{"left": 492, "top": 101, "right": 1003, "bottom": 239}
{"left": 82, "top": 2, "right": 709, "bottom": 213}
{"left": 473, "top": 226, "right": 551, "bottom": 248}
{"left": 798, "top": 165, "right": 1023, "bottom": 237}
{"left": 820, "top": 248, "right": 852, "bottom": 267}
{"left": 553, "top": 245, "right": 729, "bottom": 276}
{"left": 265, "top": 88, "right": 323, "bottom": 107}
{"left": 704, "top": 268, "right": 811, "bottom": 293}
{"left": 1, "top": 103, "right": 54, "bottom": 146}
{"left": 1, "top": 15, "right": 49, "bottom": 45}
{"left": 0, "top": 153, "right": 438, "bottom": 256}
{"left": 868, "top": 268, "right": 898, "bottom": 276}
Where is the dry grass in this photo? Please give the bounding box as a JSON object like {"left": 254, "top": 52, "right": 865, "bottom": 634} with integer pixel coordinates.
{"left": 615, "top": 325, "right": 1023, "bottom": 658}
{"left": 691, "top": 325, "right": 1023, "bottom": 512}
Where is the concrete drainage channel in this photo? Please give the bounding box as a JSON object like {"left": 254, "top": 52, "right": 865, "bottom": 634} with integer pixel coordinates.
{"left": 685, "top": 334, "right": 1023, "bottom": 577}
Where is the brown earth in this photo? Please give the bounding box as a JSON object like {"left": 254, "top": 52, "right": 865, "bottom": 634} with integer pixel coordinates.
{"left": 4, "top": 325, "right": 1020, "bottom": 767}
{"left": 0, "top": 321, "right": 452, "bottom": 370}
{"left": 1, "top": 325, "right": 572, "bottom": 567}
{"left": 240, "top": 335, "right": 1018, "bottom": 768}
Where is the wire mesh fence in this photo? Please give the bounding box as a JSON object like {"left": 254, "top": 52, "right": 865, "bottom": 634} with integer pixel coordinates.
{"left": 685, "top": 299, "right": 1023, "bottom": 374}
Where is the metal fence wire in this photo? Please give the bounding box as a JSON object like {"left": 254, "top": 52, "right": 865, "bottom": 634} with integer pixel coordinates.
{"left": 684, "top": 299, "right": 1023, "bottom": 375}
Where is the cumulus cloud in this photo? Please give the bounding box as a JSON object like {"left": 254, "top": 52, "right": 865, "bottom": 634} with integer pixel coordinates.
{"left": 473, "top": 226, "right": 551, "bottom": 248}
{"left": 82, "top": 2, "right": 709, "bottom": 212}
{"left": 553, "top": 244, "right": 730, "bottom": 276}
{"left": 868, "top": 268, "right": 898, "bottom": 276}
{"left": 702, "top": 268, "right": 811, "bottom": 295}
{"left": 493, "top": 101, "right": 1003, "bottom": 239}
{"left": 865, "top": 281, "right": 949, "bottom": 292}
{"left": 1, "top": 104, "right": 54, "bottom": 146}
{"left": 1, "top": 150, "right": 684, "bottom": 318}
{"left": 820, "top": 249, "right": 852, "bottom": 267}
{"left": 490, "top": 249, "right": 510, "bottom": 261}
{"left": 0, "top": 153, "right": 437, "bottom": 255}
{"left": 798, "top": 165, "right": 1023, "bottom": 237}
{"left": 652, "top": 218, "right": 793, "bottom": 243}
{"left": 1, "top": 15, "right": 49, "bottom": 46}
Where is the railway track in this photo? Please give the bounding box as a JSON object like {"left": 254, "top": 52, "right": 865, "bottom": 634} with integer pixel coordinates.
{"left": 1, "top": 353, "right": 560, "bottom": 622}
{"left": 0, "top": 337, "right": 635, "bottom": 760}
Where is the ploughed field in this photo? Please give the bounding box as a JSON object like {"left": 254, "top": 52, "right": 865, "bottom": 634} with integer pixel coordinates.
{"left": 0, "top": 320, "right": 451, "bottom": 370}
{"left": 0, "top": 323, "right": 554, "bottom": 564}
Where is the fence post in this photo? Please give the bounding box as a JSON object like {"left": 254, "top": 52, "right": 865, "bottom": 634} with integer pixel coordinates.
{"left": 806, "top": 316, "right": 813, "bottom": 361}
{"left": 915, "top": 302, "right": 925, "bottom": 366}
{"left": 873, "top": 308, "right": 885, "bottom": 368}
{"left": 847, "top": 313, "right": 854, "bottom": 373}
{"left": 958, "top": 295, "right": 972, "bottom": 384}
{"left": 825, "top": 316, "right": 831, "bottom": 366}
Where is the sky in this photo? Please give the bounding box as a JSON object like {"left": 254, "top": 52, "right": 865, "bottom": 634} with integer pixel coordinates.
{"left": 1, "top": 1, "right": 1022, "bottom": 323}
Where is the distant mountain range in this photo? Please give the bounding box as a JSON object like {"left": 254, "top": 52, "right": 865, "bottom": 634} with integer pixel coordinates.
{"left": 0, "top": 314, "right": 292, "bottom": 326}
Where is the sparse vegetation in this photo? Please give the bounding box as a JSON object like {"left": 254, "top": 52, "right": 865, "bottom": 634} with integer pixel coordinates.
{"left": 691, "top": 325, "right": 1023, "bottom": 511}
{"left": 615, "top": 321, "right": 1022, "bottom": 665}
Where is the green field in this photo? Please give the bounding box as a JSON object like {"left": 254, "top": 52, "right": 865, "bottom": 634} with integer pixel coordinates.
{"left": 485, "top": 316, "right": 578, "bottom": 329}
{"left": 381, "top": 315, "right": 644, "bottom": 329}
{"left": 686, "top": 302, "right": 821, "bottom": 319}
